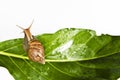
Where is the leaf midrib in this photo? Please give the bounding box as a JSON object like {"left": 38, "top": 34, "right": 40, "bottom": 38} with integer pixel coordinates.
{"left": 0, "top": 51, "right": 119, "bottom": 63}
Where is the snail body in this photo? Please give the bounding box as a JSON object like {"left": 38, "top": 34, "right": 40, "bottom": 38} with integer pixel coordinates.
{"left": 17, "top": 22, "right": 45, "bottom": 64}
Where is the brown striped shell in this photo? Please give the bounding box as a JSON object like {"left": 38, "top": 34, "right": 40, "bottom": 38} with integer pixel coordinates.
{"left": 28, "top": 40, "right": 45, "bottom": 64}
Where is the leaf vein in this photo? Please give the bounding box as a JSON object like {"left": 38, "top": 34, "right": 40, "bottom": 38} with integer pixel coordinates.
{"left": 48, "top": 62, "right": 74, "bottom": 77}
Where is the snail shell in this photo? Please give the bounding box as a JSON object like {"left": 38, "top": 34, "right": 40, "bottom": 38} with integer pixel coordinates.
{"left": 17, "top": 22, "right": 45, "bottom": 64}
{"left": 28, "top": 39, "right": 45, "bottom": 64}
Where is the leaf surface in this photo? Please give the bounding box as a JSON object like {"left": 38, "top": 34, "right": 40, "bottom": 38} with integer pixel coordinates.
{"left": 0, "top": 28, "right": 120, "bottom": 80}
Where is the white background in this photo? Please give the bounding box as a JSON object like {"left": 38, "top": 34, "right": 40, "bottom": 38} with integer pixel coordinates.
{"left": 0, "top": 0, "right": 120, "bottom": 80}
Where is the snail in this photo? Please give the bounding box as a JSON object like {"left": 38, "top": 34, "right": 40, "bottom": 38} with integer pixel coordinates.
{"left": 17, "top": 21, "right": 45, "bottom": 64}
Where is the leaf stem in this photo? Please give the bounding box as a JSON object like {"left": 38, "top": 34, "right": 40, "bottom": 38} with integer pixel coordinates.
{"left": 0, "top": 51, "right": 28, "bottom": 59}
{"left": 0, "top": 51, "right": 116, "bottom": 63}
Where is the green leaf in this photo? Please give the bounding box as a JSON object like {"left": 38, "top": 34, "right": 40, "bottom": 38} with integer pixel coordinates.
{"left": 0, "top": 28, "right": 120, "bottom": 80}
